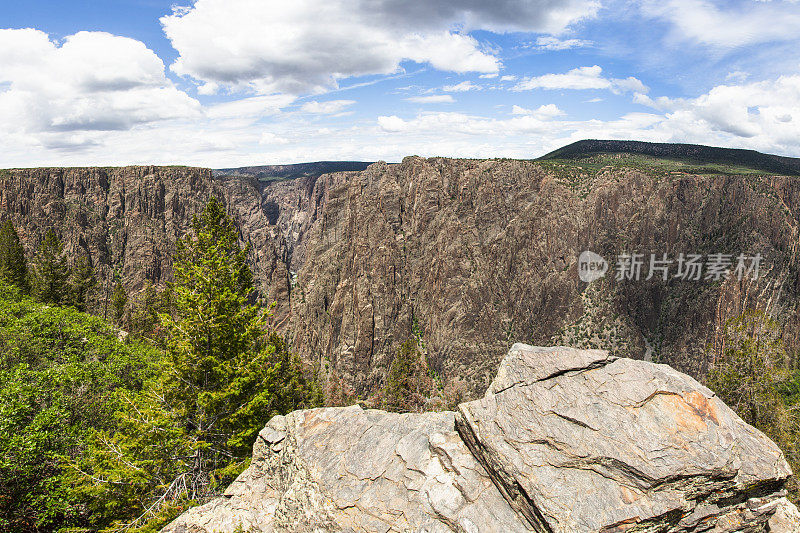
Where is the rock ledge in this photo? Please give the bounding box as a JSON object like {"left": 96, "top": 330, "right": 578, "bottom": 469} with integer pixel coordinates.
{"left": 164, "top": 345, "right": 798, "bottom": 533}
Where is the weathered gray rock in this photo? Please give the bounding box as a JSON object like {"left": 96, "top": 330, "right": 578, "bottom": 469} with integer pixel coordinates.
{"left": 769, "top": 498, "right": 800, "bottom": 532}
{"left": 164, "top": 345, "right": 798, "bottom": 533}
{"left": 457, "top": 344, "right": 795, "bottom": 532}
{"left": 163, "top": 405, "right": 532, "bottom": 533}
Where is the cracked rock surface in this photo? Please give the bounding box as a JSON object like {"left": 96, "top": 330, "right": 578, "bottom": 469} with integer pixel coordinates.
{"left": 162, "top": 406, "right": 531, "bottom": 533}
{"left": 164, "top": 344, "right": 798, "bottom": 533}
{"left": 457, "top": 344, "right": 794, "bottom": 533}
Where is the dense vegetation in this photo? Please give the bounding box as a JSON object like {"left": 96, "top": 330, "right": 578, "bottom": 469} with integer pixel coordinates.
{"left": 539, "top": 139, "right": 800, "bottom": 176}
{"left": 706, "top": 310, "right": 800, "bottom": 500}
{"left": 0, "top": 282, "right": 157, "bottom": 532}
{"left": 0, "top": 199, "right": 320, "bottom": 532}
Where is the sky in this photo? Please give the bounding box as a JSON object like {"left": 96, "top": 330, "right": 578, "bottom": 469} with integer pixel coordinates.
{"left": 1, "top": 0, "right": 800, "bottom": 167}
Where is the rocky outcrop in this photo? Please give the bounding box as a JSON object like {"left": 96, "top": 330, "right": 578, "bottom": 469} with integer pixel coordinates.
{"left": 770, "top": 499, "right": 800, "bottom": 532}
{"left": 163, "top": 406, "right": 531, "bottom": 533}
{"left": 163, "top": 345, "right": 797, "bottom": 533}
{"left": 457, "top": 345, "right": 793, "bottom": 532}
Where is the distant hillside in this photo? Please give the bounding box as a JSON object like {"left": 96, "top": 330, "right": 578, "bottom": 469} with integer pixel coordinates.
{"left": 539, "top": 139, "right": 800, "bottom": 176}
{"left": 214, "top": 161, "right": 373, "bottom": 182}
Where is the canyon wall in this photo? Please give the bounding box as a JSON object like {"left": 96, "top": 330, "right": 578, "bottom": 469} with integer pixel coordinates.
{"left": 2, "top": 157, "right": 799, "bottom": 398}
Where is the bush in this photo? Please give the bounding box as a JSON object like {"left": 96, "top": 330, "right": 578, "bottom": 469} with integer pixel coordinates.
{"left": 0, "top": 280, "right": 156, "bottom": 532}
{"left": 706, "top": 310, "right": 800, "bottom": 501}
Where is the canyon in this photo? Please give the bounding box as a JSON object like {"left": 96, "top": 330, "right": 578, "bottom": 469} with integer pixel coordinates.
{"left": 1, "top": 141, "right": 799, "bottom": 398}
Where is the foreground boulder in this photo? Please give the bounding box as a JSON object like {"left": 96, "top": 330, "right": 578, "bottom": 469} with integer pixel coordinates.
{"left": 163, "top": 406, "right": 530, "bottom": 532}
{"left": 164, "top": 345, "right": 797, "bottom": 532}
{"left": 457, "top": 345, "right": 794, "bottom": 532}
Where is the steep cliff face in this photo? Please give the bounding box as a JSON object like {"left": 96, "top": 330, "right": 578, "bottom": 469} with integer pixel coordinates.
{"left": 272, "top": 157, "right": 800, "bottom": 396}
{"left": 0, "top": 166, "right": 210, "bottom": 294}
{"left": 2, "top": 153, "right": 799, "bottom": 399}
{"left": 0, "top": 166, "right": 290, "bottom": 312}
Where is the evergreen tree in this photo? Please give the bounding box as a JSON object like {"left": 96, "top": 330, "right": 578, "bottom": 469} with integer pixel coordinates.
{"left": 111, "top": 280, "right": 127, "bottom": 325}
{"left": 69, "top": 253, "right": 97, "bottom": 312}
{"left": 382, "top": 339, "right": 438, "bottom": 413}
{"left": 30, "top": 229, "right": 70, "bottom": 306}
{"left": 73, "top": 198, "right": 320, "bottom": 529}
{"left": 0, "top": 219, "right": 29, "bottom": 294}
{"left": 159, "top": 197, "right": 271, "bottom": 495}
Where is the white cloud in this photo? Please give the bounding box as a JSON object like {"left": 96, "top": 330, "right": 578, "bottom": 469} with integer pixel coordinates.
{"left": 367, "top": 73, "right": 800, "bottom": 161}
{"left": 641, "top": 0, "right": 800, "bottom": 48}
{"left": 377, "top": 107, "right": 566, "bottom": 136}
{"left": 726, "top": 71, "right": 749, "bottom": 83}
{"left": 5, "top": 72, "right": 800, "bottom": 168}
{"left": 514, "top": 65, "right": 649, "bottom": 94}
{"left": 500, "top": 75, "right": 517, "bottom": 82}
{"left": 300, "top": 99, "right": 356, "bottom": 114}
{"left": 406, "top": 94, "right": 456, "bottom": 104}
{"left": 612, "top": 76, "right": 649, "bottom": 94}
{"left": 0, "top": 29, "right": 200, "bottom": 138}
{"left": 443, "top": 80, "right": 481, "bottom": 92}
{"left": 161, "top": 0, "right": 600, "bottom": 95}
{"left": 533, "top": 36, "right": 592, "bottom": 50}
{"left": 635, "top": 75, "right": 800, "bottom": 147}
{"left": 377, "top": 115, "right": 407, "bottom": 133}
{"left": 511, "top": 103, "right": 565, "bottom": 118}
{"left": 259, "top": 132, "right": 290, "bottom": 145}
{"left": 206, "top": 94, "right": 296, "bottom": 120}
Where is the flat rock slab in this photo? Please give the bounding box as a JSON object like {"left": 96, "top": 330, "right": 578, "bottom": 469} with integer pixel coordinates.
{"left": 456, "top": 344, "right": 793, "bottom": 533}
{"left": 163, "top": 405, "right": 532, "bottom": 533}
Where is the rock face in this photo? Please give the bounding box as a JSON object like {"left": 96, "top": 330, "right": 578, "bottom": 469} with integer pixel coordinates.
{"left": 0, "top": 166, "right": 270, "bottom": 296}
{"left": 163, "top": 406, "right": 531, "bottom": 533}
{"left": 164, "top": 345, "right": 797, "bottom": 533}
{"left": 3, "top": 153, "right": 800, "bottom": 399}
{"left": 269, "top": 157, "right": 800, "bottom": 398}
{"left": 457, "top": 345, "right": 793, "bottom": 532}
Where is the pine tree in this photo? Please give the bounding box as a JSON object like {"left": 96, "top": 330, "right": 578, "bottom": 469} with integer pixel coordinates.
{"left": 69, "top": 253, "right": 97, "bottom": 312}
{"left": 0, "top": 219, "right": 29, "bottom": 294}
{"left": 72, "top": 198, "right": 320, "bottom": 529}
{"left": 382, "top": 339, "right": 438, "bottom": 413}
{"left": 159, "top": 197, "right": 268, "bottom": 496}
{"left": 30, "top": 229, "right": 70, "bottom": 305}
{"left": 111, "top": 280, "right": 127, "bottom": 325}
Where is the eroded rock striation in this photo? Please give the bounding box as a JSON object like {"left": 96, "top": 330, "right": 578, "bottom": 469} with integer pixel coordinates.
{"left": 3, "top": 152, "right": 800, "bottom": 399}
{"left": 163, "top": 345, "right": 797, "bottom": 533}
{"left": 457, "top": 344, "right": 793, "bottom": 532}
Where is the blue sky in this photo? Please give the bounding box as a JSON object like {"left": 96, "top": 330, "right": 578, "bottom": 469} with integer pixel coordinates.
{"left": 1, "top": 0, "right": 800, "bottom": 167}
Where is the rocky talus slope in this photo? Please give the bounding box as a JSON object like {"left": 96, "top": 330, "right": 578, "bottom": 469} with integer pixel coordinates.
{"left": 2, "top": 151, "right": 800, "bottom": 398}
{"left": 163, "top": 345, "right": 799, "bottom": 533}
